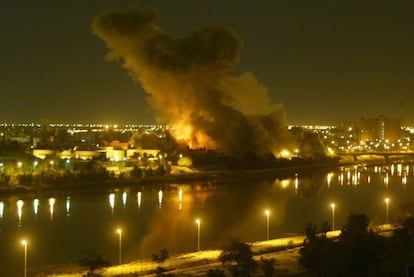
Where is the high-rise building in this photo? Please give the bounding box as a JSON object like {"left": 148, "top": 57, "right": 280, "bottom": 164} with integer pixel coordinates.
{"left": 359, "top": 115, "right": 401, "bottom": 143}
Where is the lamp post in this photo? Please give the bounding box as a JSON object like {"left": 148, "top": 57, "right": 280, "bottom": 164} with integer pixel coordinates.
{"left": 330, "top": 203, "right": 335, "bottom": 231}
{"left": 116, "top": 228, "right": 122, "bottom": 264}
{"left": 265, "top": 210, "right": 270, "bottom": 240}
{"left": 195, "top": 219, "right": 201, "bottom": 251}
{"left": 21, "top": 239, "right": 27, "bottom": 277}
{"left": 385, "top": 198, "right": 390, "bottom": 224}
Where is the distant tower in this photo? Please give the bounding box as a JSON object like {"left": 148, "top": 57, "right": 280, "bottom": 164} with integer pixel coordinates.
{"left": 41, "top": 118, "right": 50, "bottom": 138}
{"left": 40, "top": 117, "right": 54, "bottom": 144}
{"left": 399, "top": 89, "right": 404, "bottom": 126}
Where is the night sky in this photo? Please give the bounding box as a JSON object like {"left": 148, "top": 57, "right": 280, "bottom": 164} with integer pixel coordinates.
{"left": 1, "top": 1, "right": 413, "bottom": 125}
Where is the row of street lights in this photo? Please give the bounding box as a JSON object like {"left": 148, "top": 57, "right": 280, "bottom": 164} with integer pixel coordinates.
{"left": 112, "top": 213, "right": 267, "bottom": 268}
{"left": 112, "top": 198, "right": 392, "bottom": 263}
{"left": 18, "top": 201, "right": 391, "bottom": 275}
{"left": 19, "top": 230, "right": 123, "bottom": 277}
{"left": 329, "top": 197, "right": 391, "bottom": 231}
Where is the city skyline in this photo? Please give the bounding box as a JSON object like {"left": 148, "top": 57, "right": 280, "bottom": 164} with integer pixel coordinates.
{"left": 1, "top": 1, "right": 413, "bottom": 125}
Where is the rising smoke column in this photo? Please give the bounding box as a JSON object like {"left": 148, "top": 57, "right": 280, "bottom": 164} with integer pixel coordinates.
{"left": 92, "top": 6, "right": 291, "bottom": 155}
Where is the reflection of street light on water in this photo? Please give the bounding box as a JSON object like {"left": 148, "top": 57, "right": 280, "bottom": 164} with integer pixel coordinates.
{"left": 17, "top": 200, "right": 24, "bottom": 226}
{"left": 109, "top": 193, "right": 115, "bottom": 214}
{"left": 137, "top": 192, "right": 142, "bottom": 208}
{"left": 158, "top": 189, "right": 163, "bottom": 208}
{"left": 33, "top": 199, "right": 39, "bottom": 216}
{"left": 0, "top": 201, "right": 4, "bottom": 219}
{"left": 66, "top": 196, "right": 71, "bottom": 215}
{"left": 48, "top": 198, "right": 56, "bottom": 220}
{"left": 122, "top": 192, "right": 127, "bottom": 208}
{"left": 178, "top": 189, "right": 183, "bottom": 210}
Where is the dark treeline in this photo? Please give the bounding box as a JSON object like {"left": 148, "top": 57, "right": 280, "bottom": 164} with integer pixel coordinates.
{"left": 300, "top": 214, "right": 414, "bottom": 276}
{"left": 186, "top": 148, "right": 339, "bottom": 171}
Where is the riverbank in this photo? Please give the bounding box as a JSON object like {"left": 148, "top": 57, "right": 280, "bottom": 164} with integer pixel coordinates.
{"left": 47, "top": 224, "right": 396, "bottom": 277}
{"left": 45, "top": 232, "right": 321, "bottom": 277}
{"left": 0, "top": 160, "right": 341, "bottom": 198}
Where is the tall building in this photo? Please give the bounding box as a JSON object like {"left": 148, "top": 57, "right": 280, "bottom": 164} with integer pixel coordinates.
{"left": 359, "top": 115, "right": 401, "bottom": 143}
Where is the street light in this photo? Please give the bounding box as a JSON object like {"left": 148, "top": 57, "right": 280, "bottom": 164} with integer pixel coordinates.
{"left": 116, "top": 228, "right": 122, "bottom": 264}
{"left": 330, "top": 203, "right": 336, "bottom": 231}
{"left": 264, "top": 210, "right": 270, "bottom": 240}
{"left": 385, "top": 198, "right": 390, "bottom": 224}
{"left": 195, "top": 219, "right": 201, "bottom": 251}
{"left": 21, "top": 239, "right": 27, "bottom": 277}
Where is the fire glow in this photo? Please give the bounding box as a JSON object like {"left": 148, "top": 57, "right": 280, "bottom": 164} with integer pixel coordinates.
{"left": 92, "top": 6, "right": 292, "bottom": 156}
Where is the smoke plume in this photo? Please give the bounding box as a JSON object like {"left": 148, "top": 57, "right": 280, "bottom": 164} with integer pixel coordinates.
{"left": 92, "top": 6, "right": 291, "bottom": 155}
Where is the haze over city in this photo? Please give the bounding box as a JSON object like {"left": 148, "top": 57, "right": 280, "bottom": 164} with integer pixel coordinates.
{"left": 1, "top": 1, "right": 413, "bottom": 125}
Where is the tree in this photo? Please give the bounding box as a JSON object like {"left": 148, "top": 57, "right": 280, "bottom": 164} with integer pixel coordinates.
{"left": 299, "top": 214, "right": 385, "bottom": 276}
{"left": 218, "top": 240, "right": 257, "bottom": 277}
{"left": 299, "top": 223, "right": 335, "bottom": 275}
{"left": 206, "top": 269, "right": 226, "bottom": 277}
{"left": 78, "top": 249, "right": 111, "bottom": 277}
{"left": 338, "top": 214, "right": 385, "bottom": 275}
{"left": 130, "top": 165, "right": 143, "bottom": 178}
{"left": 152, "top": 248, "right": 169, "bottom": 264}
{"left": 260, "top": 257, "right": 276, "bottom": 277}
{"left": 386, "top": 216, "right": 414, "bottom": 273}
{"left": 152, "top": 249, "right": 170, "bottom": 277}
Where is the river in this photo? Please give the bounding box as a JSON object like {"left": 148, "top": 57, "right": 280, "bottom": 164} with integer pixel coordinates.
{"left": 1, "top": 161, "right": 414, "bottom": 276}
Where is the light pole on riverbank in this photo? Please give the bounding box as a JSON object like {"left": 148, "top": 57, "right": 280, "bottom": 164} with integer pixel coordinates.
{"left": 21, "top": 239, "right": 27, "bottom": 277}
{"left": 330, "top": 203, "right": 335, "bottom": 231}
{"left": 116, "top": 228, "right": 122, "bottom": 264}
{"left": 195, "top": 219, "right": 201, "bottom": 251}
{"left": 385, "top": 198, "right": 390, "bottom": 224}
{"left": 265, "top": 210, "right": 270, "bottom": 240}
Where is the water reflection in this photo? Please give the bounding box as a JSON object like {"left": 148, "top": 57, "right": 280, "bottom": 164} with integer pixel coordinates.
{"left": 48, "top": 198, "right": 56, "bottom": 220}
{"left": 384, "top": 172, "right": 389, "bottom": 188}
{"left": 158, "top": 189, "right": 163, "bottom": 208}
{"left": 122, "top": 192, "right": 127, "bottom": 208}
{"left": 327, "top": 172, "right": 334, "bottom": 187}
{"left": 328, "top": 164, "right": 414, "bottom": 187}
{"left": 294, "top": 174, "right": 299, "bottom": 193}
{"left": 339, "top": 171, "right": 344, "bottom": 185}
{"left": 0, "top": 201, "right": 4, "bottom": 219}
{"left": 137, "top": 191, "right": 142, "bottom": 208}
{"left": 347, "top": 169, "right": 351, "bottom": 185}
{"left": 33, "top": 198, "right": 39, "bottom": 217}
{"left": 280, "top": 179, "right": 290, "bottom": 189}
{"left": 178, "top": 189, "right": 183, "bottom": 210}
{"left": 109, "top": 193, "right": 115, "bottom": 214}
{"left": 66, "top": 196, "right": 71, "bottom": 216}
{"left": 402, "top": 173, "right": 408, "bottom": 188}
{"left": 17, "top": 199, "right": 24, "bottom": 227}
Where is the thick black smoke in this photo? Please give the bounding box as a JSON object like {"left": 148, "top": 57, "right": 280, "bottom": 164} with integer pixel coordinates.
{"left": 92, "top": 6, "right": 292, "bottom": 155}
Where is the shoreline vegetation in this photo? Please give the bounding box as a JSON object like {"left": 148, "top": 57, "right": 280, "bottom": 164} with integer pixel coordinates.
{"left": 0, "top": 155, "right": 410, "bottom": 198}
{"left": 0, "top": 157, "right": 344, "bottom": 198}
